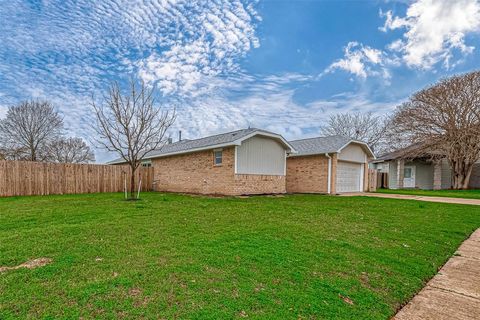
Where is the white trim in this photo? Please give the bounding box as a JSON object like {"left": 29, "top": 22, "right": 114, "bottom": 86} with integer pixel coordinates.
{"left": 337, "top": 140, "right": 376, "bottom": 159}
{"left": 325, "top": 153, "right": 332, "bottom": 194}
{"left": 234, "top": 146, "right": 238, "bottom": 174}
{"left": 288, "top": 151, "right": 336, "bottom": 158}
{"left": 213, "top": 149, "right": 223, "bottom": 166}
{"left": 403, "top": 165, "right": 416, "bottom": 188}
{"left": 236, "top": 131, "right": 297, "bottom": 153}
{"left": 359, "top": 163, "right": 364, "bottom": 191}
{"left": 283, "top": 150, "right": 287, "bottom": 175}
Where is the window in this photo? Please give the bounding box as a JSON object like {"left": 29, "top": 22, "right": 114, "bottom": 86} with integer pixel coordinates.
{"left": 214, "top": 150, "right": 222, "bottom": 166}
{"left": 404, "top": 167, "right": 412, "bottom": 178}
{"left": 141, "top": 160, "right": 152, "bottom": 167}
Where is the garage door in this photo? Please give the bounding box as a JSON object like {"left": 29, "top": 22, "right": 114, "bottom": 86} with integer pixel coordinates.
{"left": 336, "top": 161, "right": 363, "bottom": 193}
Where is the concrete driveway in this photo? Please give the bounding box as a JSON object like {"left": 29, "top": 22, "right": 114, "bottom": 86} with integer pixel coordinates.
{"left": 340, "top": 192, "right": 480, "bottom": 206}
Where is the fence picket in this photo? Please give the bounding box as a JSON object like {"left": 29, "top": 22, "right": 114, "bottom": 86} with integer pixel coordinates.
{"left": 0, "top": 160, "right": 153, "bottom": 197}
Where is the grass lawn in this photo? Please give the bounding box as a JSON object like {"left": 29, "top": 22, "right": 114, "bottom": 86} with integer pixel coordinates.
{"left": 1, "top": 193, "right": 479, "bottom": 319}
{"left": 376, "top": 188, "right": 480, "bottom": 200}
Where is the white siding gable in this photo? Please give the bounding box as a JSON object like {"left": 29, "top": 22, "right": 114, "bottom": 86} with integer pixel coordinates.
{"left": 338, "top": 143, "right": 367, "bottom": 163}
{"left": 236, "top": 136, "right": 286, "bottom": 176}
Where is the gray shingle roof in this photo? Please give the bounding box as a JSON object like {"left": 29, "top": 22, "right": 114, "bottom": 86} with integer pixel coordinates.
{"left": 288, "top": 135, "right": 353, "bottom": 156}
{"left": 144, "top": 128, "right": 258, "bottom": 158}
{"left": 108, "top": 128, "right": 292, "bottom": 164}
{"left": 374, "top": 143, "right": 441, "bottom": 162}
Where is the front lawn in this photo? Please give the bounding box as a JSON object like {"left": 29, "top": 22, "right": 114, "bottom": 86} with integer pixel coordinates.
{"left": 1, "top": 193, "right": 479, "bottom": 319}
{"left": 376, "top": 188, "right": 480, "bottom": 200}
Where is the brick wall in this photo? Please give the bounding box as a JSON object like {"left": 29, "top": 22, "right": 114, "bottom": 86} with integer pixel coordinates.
{"left": 286, "top": 154, "right": 337, "bottom": 194}
{"left": 152, "top": 147, "right": 286, "bottom": 195}
{"left": 234, "top": 174, "right": 285, "bottom": 195}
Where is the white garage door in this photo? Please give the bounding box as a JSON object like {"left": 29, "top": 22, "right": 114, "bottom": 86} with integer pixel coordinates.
{"left": 336, "top": 161, "right": 363, "bottom": 193}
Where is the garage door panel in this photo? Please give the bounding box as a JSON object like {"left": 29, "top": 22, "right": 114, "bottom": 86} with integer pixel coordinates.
{"left": 336, "top": 161, "right": 363, "bottom": 193}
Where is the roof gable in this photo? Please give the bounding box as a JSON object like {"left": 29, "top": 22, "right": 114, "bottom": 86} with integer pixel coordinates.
{"left": 289, "top": 135, "right": 350, "bottom": 156}
{"left": 107, "top": 128, "right": 294, "bottom": 164}
{"left": 289, "top": 135, "right": 375, "bottom": 158}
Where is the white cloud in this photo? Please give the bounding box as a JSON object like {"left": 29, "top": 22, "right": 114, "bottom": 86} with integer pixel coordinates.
{"left": 0, "top": 0, "right": 406, "bottom": 163}
{"left": 325, "top": 42, "right": 391, "bottom": 79}
{"left": 381, "top": 0, "right": 480, "bottom": 69}
{"left": 168, "top": 73, "right": 397, "bottom": 145}
{"left": 0, "top": 106, "right": 7, "bottom": 119}
{"left": 327, "top": 0, "right": 480, "bottom": 79}
{"left": 134, "top": 1, "right": 260, "bottom": 96}
{"left": 0, "top": 0, "right": 261, "bottom": 156}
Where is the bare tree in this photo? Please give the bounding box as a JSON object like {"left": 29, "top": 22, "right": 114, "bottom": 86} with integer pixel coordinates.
{"left": 46, "top": 137, "right": 95, "bottom": 163}
{"left": 389, "top": 71, "right": 480, "bottom": 189}
{"left": 92, "top": 80, "right": 176, "bottom": 199}
{"left": 321, "top": 112, "right": 389, "bottom": 152}
{"left": 0, "top": 100, "right": 63, "bottom": 161}
{"left": 0, "top": 146, "right": 29, "bottom": 160}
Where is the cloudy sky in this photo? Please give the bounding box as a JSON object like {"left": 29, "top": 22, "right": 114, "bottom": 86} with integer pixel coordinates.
{"left": 1, "top": 0, "right": 480, "bottom": 162}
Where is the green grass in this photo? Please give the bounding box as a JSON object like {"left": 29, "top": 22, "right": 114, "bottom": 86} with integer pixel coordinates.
{"left": 376, "top": 188, "right": 480, "bottom": 200}
{"left": 1, "top": 193, "right": 479, "bottom": 319}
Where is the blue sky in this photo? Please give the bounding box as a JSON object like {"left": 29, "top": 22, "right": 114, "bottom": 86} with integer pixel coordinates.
{"left": 1, "top": 0, "right": 480, "bottom": 162}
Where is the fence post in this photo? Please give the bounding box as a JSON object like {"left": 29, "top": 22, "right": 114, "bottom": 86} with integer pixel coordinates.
{"left": 368, "top": 169, "right": 377, "bottom": 192}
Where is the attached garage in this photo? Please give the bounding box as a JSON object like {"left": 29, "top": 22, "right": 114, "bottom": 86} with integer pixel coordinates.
{"left": 286, "top": 135, "right": 374, "bottom": 194}
{"left": 336, "top": 161, "right": 364, "bottom": 193}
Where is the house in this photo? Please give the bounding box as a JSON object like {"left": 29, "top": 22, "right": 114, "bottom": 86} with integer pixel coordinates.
{"left": 371, "top": 146, "right": 480, "bottom": 190}
{"left": 286, "top": 135, "right": 375, "bottom": 194}
{"left": 111, "top": 128, "right": 296, "bottom": 196}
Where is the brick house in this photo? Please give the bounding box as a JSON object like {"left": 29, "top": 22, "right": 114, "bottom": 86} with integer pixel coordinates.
{"left": 111, "top": 128, "right": 296, "bottom": 196}
{"left": 286, "top": 136, "right": 375, "bottom": 194}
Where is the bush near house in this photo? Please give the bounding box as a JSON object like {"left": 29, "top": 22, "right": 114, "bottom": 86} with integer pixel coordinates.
{"left": 1, "top": 193, "right": 479, "bottom": 319}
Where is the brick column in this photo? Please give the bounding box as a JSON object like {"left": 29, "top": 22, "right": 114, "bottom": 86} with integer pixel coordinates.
{"left": 397, "top": 159, "right": 404, "bottom": 189}
{"left": 330, "top": 154, "right": 337, "bottom": 194}
{"left": 433, "top": 161, "right": 442, "bottom": 190}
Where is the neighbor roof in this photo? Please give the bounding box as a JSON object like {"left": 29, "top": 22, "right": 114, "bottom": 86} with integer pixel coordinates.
{"left": 373, "top": 143, "right": 443, "bottom": 162}
{"left": 108, "top": 128, "right": 295, "bottom": 164}
{"left": 289, "top": 135, "right": 375, "bottom": 158}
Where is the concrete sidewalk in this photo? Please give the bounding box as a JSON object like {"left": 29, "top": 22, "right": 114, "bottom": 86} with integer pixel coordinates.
{"left": 393, "top": 229, "right": 480, "bottom": 320}
{"left": 340, "top": 192, "right": 480, "bottom": 206}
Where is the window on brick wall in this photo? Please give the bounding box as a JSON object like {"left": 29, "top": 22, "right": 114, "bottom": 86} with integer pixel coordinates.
{"left": 141, "top": 160, "right": 152, "bottom": 167}
{"left": 214, "top": 150, "right": 222, "bottom": 166}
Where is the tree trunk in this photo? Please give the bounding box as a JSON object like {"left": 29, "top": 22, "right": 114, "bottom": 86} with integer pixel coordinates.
{"left": 462, "top": 164, "right": 474, "bottom": 190}
{"left": 452, "top": 160, "right": 460, "bottom": 189}
{"left": 453, "top": 173, "right": 467, "bottom": 190}
{"left": 451, "top": 159, "right": 474, "bottom": 190}
{"left": 130, "top": 166, "right": 136, "bottom": 199}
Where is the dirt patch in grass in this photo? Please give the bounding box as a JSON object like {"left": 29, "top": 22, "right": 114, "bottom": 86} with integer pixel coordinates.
{"left": 0, "top": 257, "right": 52, "bottom": 273}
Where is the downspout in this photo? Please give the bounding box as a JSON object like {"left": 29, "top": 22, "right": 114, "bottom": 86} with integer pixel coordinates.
{"left": 325, "top": 153, "right": 332, "bottom": 194}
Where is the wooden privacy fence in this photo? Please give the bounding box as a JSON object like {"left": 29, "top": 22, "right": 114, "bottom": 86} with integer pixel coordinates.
{"left": 377, "top": 172, "right": 389, "bottom": 189}
{"left": 0, "top": 160, "right": 154, "bottom": 197}
{"left": 367, "top": 169, "right": 377, "bottom": 192}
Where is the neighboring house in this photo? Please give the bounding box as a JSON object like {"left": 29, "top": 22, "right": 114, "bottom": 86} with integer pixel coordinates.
{"left": 286, "top": 136, "right": 375, "bottom": 194}
{"left": 110, "top": 128, "right": 295, "bottom": 196}
{"left": 371, "top": 146, "right": 480, "bottom": 190}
